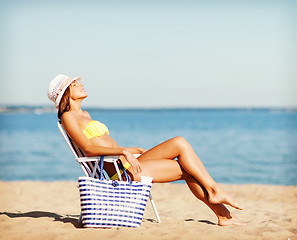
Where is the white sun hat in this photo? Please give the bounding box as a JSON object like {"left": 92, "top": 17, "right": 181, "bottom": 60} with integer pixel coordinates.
{"left": 48, "top": 74, "right": 81, "bottom": 108}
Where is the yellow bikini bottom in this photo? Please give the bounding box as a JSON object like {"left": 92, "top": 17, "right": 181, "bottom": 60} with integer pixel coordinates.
{"left": 110, "top": 162, "right": 131, "bottom": 180}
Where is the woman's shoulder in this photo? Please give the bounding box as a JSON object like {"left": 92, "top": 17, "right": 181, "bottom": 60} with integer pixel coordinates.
{"left": 62, "top": 110, "right": 90, "bottom": 119}
{"left": 60, "top": 112, "right": 76, "bottom": 128}
{"left": 61, "top": 111, "right": 92, "bottom": 127}
{"left": 61, "top": 111, "right": 75, "bottom": 121}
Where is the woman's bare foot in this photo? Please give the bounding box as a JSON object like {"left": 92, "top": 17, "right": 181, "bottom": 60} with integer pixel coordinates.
{"left": 218, "top": 214, "right": 247, "bottom": 226}
{"left": 208, "top": 186, "right": 244, "bottom": 210}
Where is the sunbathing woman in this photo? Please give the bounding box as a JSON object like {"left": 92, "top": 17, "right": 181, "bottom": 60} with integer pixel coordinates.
{"left": 48, "top": 74, "right": 246, "bottom": 226}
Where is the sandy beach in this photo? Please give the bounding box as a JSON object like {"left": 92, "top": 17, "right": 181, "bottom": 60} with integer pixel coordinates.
{"left": 0, "top": 181, "right": 296, "bottom": 240}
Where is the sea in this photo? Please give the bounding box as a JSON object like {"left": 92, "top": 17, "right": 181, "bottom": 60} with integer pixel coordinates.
{"left": 0, "top": 106, "right": 296, "bottom": 186}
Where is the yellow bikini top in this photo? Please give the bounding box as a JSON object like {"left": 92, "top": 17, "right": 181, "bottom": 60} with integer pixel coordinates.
{"left": 82, "top": 120, "right": 109, "bottom": 139}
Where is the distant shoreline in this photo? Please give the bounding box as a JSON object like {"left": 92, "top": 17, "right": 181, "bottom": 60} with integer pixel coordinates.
{"left": 1, "top": 105, "right": 297, "bottom": 114}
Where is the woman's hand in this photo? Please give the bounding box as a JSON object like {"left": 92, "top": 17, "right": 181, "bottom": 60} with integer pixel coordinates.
{"left": 122, "top": 149, "right": 143, "bottom": 175}
{"left": 136, "top": 147, "right": 147, "bottom": 154}
{"left": 121, "top": 147, "right": 147, "bottom": 154}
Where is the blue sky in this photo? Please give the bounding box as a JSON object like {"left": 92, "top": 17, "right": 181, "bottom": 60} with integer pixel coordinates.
{"left": 0, "top": 0, "right": 296, "bottom": 108}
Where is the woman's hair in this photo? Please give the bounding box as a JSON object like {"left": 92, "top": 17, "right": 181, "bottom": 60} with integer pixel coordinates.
{"left": 58, "top": 87, "right": 71, "bottom": 119}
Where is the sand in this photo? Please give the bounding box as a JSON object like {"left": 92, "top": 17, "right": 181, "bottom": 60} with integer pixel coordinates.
{"left": 0, "top": 181, "right": 296, "bottom": 240}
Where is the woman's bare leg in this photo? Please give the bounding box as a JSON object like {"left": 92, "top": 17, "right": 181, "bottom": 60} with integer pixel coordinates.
{"left": 138, "top": 136, "right": 243, "bottom": 210}
{"left": 129, "top": 158, "right": 245, "bottom": 226}
{"left": 183, "top": 172, "right": 246, "bottom": 226}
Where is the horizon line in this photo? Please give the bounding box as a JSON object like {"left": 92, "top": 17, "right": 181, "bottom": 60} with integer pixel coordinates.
{"left": 1, "top": 104, "right": 297, "bottom": 112}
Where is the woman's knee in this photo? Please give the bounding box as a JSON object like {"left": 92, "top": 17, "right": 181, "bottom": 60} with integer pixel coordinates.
{"left": 171, "top": 136, "right": 190, "bottom": 149}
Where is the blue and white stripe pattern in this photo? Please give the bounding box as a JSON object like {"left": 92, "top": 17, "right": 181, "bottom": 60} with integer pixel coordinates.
{"left": 78, "top": 176, "right": 152, "bottom": 228}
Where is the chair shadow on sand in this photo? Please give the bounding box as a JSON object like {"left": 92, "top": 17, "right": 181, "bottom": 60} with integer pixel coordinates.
{"left": 0, "top": 211, "right": 83, "bottom": 228}
{"left": 0, "top": 211, "right": 160, "bottom": 228}
{"left": 1, "top": 212, "right": 216, "bottom": 228}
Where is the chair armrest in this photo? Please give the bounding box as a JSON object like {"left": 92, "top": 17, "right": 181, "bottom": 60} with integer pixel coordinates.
{"left": 103, "top": 155, "right": 121, "bottom": 161}
{"left": 76, "top": 156, "right": 120, "bottom": 163}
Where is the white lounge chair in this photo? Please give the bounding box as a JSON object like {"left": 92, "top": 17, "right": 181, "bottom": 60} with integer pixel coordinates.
{"left": 57, "top": 121, "right": 161, "bottom": 223}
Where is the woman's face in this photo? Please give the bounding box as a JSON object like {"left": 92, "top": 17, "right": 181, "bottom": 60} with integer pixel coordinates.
{"left": 69, "top": 80, "right": 88, "bottom": 100}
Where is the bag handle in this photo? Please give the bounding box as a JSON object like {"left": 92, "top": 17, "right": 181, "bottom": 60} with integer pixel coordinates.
{"left": 99, "top": 156, "right": 105, "bottom": 180}
{"left": 99, "top": 156, "right": 132, "bottom": 183}
{"left": 117, "top": 159, "right": 132, "bottom": 183}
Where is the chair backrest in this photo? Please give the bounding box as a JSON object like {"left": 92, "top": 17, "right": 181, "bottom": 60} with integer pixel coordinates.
{"left": 57, "top": 121, "right": 100, "bottom": 178}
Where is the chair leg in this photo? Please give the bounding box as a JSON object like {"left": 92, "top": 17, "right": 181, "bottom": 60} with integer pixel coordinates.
{"left": 149, "top": 193, "right": 161, "bottom": 223}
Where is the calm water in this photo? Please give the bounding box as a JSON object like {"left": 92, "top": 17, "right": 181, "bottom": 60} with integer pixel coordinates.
{"left": 0, "top": 107, "right": 296, "bottom": 185}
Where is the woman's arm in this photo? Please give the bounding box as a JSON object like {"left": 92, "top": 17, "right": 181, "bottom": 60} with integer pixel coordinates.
{"left": 61, "top": 112, "right": 142, "bottom": 174}
{"left": 120, "top": 147, "right": 147, "bottom": 154}
{"left": 61, "top": 112, "right": 124, "bottom": 156}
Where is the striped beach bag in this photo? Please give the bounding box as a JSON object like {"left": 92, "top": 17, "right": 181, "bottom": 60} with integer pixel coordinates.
{"left": 78, "top": 158, "right": 152, "bottom": 228}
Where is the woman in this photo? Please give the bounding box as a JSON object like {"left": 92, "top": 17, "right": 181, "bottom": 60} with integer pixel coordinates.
{"left": 48, "top": 74, "right": 246, "bottom": 226}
